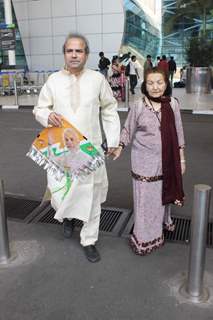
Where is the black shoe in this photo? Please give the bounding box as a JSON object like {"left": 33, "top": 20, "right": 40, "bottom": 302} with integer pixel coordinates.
{"left": 63, "top": 219, "right": 75, "bottom": 238}
{"left": 83, "top": 245, "right": 101, "bottom": 263}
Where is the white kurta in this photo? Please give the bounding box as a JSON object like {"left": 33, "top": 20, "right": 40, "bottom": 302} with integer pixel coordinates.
{"left": 33, "top": 68, "right": 120, "bottom": 223}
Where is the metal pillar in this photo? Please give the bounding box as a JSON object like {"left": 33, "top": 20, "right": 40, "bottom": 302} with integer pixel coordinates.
{"left": 3, "top": 0, "right": 16, "bottom": 66}
{"left": 13, "top": 77, "right": 18, "bottom": 105}
{"left": 0, "top": 180, "right": 10, "bottom": 264}
{"left": 125, "top": 78, "right": 129, "bottom": 109}
{"left": 179, "top": 184, "right": 211, "bottom": 303}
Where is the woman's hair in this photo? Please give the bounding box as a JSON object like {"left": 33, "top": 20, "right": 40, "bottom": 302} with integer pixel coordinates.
{"left": 141, "top": 67, "right": 172, "bottom": 97}
{"left": 63, "top": 33, "right": 90, "bottom": 55}
{"left": 112, "top": 56, "right": 118, "bottom": 64}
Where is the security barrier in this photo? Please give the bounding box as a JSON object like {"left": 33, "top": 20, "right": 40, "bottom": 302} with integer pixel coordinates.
{"left": 0, "top": 70, "right": 57, "bottom": 96}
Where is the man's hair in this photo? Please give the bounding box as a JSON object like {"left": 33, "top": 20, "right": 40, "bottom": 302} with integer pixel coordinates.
{"left": 147, "top": 55, "right": 151, "bottom": 59}
{"left": 63, "top": 33, "right": 90, "bottom": 54}
{"left": 131, "top": 55, "right": 136, "bottom": 61}
{"left": 141, "top": 67, "right": 172, "bottom": 97}
{"left": 99, "top": 51, "right": 104, "bottom": 57}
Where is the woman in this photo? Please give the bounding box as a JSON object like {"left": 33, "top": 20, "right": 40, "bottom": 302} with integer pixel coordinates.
{"left": 114, "top": 67, "right": 185, "bottom": 255}
{"left": 110, "top": 56, "right": 123, "bottom": 100}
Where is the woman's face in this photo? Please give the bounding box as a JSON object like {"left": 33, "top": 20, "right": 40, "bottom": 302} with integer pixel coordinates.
{"left": 146, "top": 73, "right": 167, "bottom": 98}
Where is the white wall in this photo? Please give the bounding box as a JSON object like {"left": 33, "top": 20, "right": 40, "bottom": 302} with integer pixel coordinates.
{"left": 12, "top": 0, "right": 125, "bottom": 71}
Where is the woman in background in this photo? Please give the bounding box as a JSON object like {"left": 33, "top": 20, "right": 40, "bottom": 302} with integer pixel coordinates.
{"left": 110, "top": 56, "right": 123, "bottom": 100}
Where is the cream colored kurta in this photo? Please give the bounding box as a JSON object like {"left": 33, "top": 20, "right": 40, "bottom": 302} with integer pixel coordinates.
{"left": 33, "top": 68, "right": 120, "bottom": 222}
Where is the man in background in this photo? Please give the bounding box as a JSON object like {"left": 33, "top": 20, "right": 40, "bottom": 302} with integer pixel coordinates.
{"left": 143, "top": 55, "right": 153, "bottom": 77}
{"left": 98, "top": 51, "right": 110, "bottom": 78}
{"left": 168, "top": 56, "right": 177, "bottom": 85}
{"left": 158, "top": 55, "right": 169, "bottom": 76}
{"left": 129, "top": 55, "right": 139, "bottom": 94}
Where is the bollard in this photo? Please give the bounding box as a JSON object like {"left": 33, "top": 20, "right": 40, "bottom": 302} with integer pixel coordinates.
{"left": 0, "top": 180, "right": 10, "bottom": 263}
{"left": 13, "top": 78, "right": 18, "bottom": 106}
{"left": 125, "top": 78, "right": 129, "bottom": 109}
{"left": 179, "top": 184, "right": 211, "bottom": 303}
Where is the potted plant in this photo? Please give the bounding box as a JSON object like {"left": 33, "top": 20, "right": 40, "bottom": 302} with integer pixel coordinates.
{"left": 176, "top": 0, "right": 213, "bottom": 93}
{"left": 185, "top": 36, "right": 213, "bottom": 93}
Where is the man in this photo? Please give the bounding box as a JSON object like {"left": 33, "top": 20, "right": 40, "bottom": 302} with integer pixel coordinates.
{"left": 129, "top": 55, "right": 139, "bottom": 94}
{"left": 33, "top": 33, "right": 120, "bottom": 263}
{"left": 156, "top": 56, "right": 161, "bottom": 67}
{"left": 168, "top": 56, "right": 177, "bottom": 85}
{"left": 143, "top": 55, "right": 153, "bottom": 77}
{"left": 158, "top": 55, "right": 169, "bottom": 76}
{"left": 98, "top": 51, "right": 110, "bottom": 78}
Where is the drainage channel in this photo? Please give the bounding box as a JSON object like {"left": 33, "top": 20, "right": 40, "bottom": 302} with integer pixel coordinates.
{"left": 121, "top": 215, "right": 213, "bottom": 248}
{"left": 4, "top": 197, "right": 132, "bottom": 237}
{"left": 5, "top": 196, "right": 213, "bottom": 246}
{"left": 5, "top": 196, "right": 40, "bottom": 220}
{"left": 26, "top": 203, "right": 132, "bottom": 237}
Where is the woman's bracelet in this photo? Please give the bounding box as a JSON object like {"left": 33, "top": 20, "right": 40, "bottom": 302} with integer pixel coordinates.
{"left": 119, "top": 142, "right": 125, "bottom": 149}
{"left": 180, "top": 159, "right": 186, "bottom": 163}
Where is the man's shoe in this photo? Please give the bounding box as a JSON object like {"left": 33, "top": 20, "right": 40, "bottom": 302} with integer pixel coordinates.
{"left": 83, "top": 245, "right": 101, "bottom": 263}
{"left": 63, "top": 219, "right": 75, "bottom": 238}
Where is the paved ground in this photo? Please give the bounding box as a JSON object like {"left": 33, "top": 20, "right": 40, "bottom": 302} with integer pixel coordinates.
{"left": 0, "top": 109, "right": 213, "bottom": 218}
{"left": 0, "top": 221, "right": 213, "bottom": 320}
{"left": 0, "top": 89, "right": 213, "bottom": 320}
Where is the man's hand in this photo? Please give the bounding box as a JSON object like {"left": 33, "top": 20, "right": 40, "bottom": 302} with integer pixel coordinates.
{"left": 106, "top": 147, "right": 122, "bottom": 160}
{"left": 48, "top": 112, "right": 63, "bottom": 127}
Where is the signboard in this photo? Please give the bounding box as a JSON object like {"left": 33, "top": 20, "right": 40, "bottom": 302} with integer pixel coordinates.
{"left": 0, "top": 28, "right": 16, "bottom": 50}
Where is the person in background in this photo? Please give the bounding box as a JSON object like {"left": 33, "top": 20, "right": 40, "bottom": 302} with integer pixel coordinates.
{"left": 98, "top": 51, "right": 110, "bottom": 78}
{"left": 156, "top": 56, "right": 161, "bottom": 67}
{"left": 158, "top": 55, "right": 169, "bottom": 76}
{"left": 110, "top": 56, "right": 122, "bottom": 100}
{"left": 143, "top": 55, "right": 153, "bottom": 77}
{"left": 113, "top": 67, "right": 185, "bottom": 255}
{"left": 120, "top": 51, "right": 131, "bottom": 66}
{"left": 129, "top": 55, "right": 140, "bottom": 94}
{"left": 180, "top": 66, "right": 187, "bottom": 84}
{"left": 33, "top": 33, "right": 120, "bottom": 263}
{"left": 168, "top": 56, "right": 177, "bottom": 85}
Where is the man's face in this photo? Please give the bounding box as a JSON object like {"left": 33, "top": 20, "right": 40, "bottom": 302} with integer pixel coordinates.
{"left": 64, "top": 38, "right": 88, "bottom": 73}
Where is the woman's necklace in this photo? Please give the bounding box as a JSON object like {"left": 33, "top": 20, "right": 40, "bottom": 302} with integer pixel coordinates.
{"left": 148, "top": 98, "right": 161, "bottom": 130}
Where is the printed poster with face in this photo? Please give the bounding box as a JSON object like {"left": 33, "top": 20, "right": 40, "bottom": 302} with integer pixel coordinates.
{"left": 27, "top": 117, "right": 105, "bottom": 181}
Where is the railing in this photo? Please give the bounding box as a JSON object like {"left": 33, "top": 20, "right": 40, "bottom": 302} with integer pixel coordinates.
{"left": 0, "top": 70, "right": 57, "bottom": 96}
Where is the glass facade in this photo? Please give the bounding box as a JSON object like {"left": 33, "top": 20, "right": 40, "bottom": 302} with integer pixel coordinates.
{"left": 0, "top": 0, "right": 27, "bottom": 68}
{"left": 123, "top": 0, "right": 160, "bottom": 61}
{"left": 162, "top": 0, "right": 213, "bottom": 66}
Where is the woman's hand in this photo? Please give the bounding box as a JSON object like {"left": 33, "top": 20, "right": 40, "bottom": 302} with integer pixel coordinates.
{"left": 181, "top": 161, "right": 186, "bottom": 175}
{"left": 48, "top": 112, "right": 63, "bottom": 127}
{"left": 107, "top": 146, "right": 123, "bottom": 160}
{"left": 179, "top": 148, "right": 186, "bottom": 175}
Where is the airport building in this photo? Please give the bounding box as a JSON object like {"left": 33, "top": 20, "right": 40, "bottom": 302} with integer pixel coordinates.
{"left": 0, "top": 0, "right": 211, "bottom": 70}
{"left": 0, "top": 0, "right": 160, "bottom": 70}
{"left": 162, "top": 0, "right": 213, "bottom": 66}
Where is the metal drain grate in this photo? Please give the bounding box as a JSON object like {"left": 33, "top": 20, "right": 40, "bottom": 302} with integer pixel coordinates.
{"left": 121, "top": 215, "right": 213, "bottom": 248}
{"left": 29, "top": 203, "right": 132, "bottom": 237}
{"left": 5, "top": 197, "right": 40, "bottom": 220}
{"left": 164, "top": 216, "right": 191, "bottom": 242}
